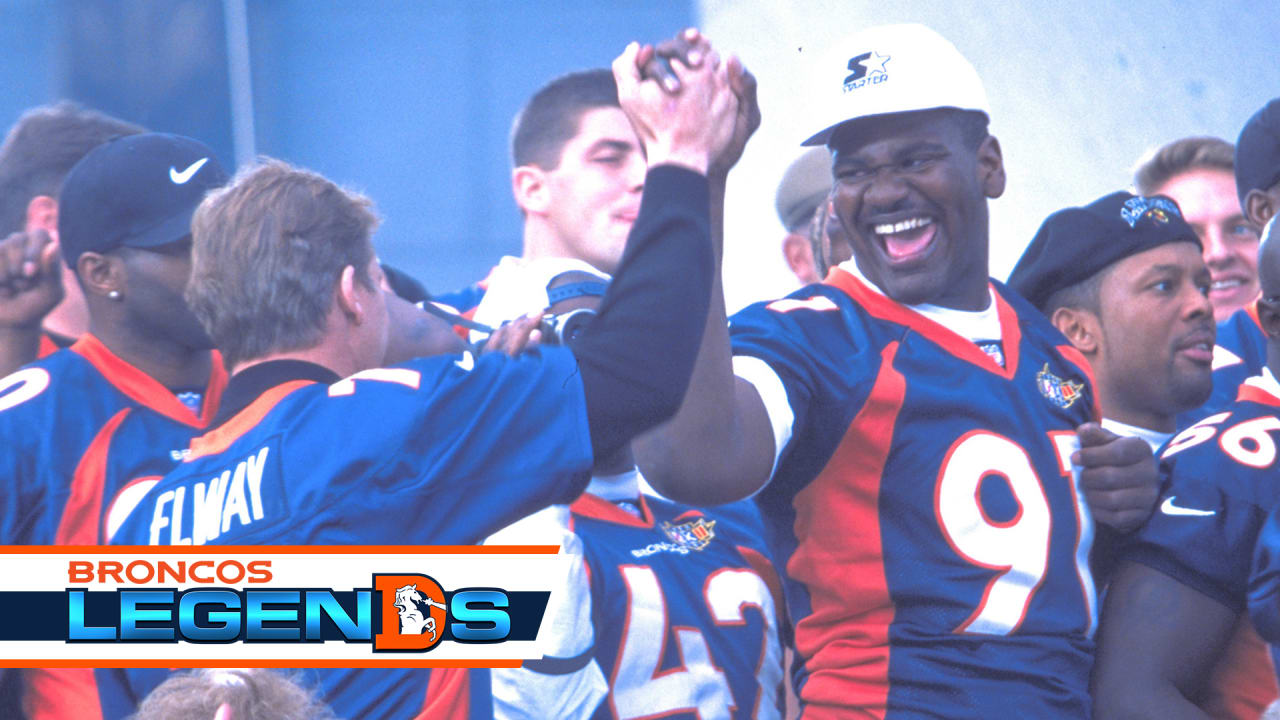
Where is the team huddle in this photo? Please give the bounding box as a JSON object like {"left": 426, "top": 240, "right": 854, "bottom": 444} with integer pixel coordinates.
{"left": 2, "top": 20, "right": 1280, "bottom": 720}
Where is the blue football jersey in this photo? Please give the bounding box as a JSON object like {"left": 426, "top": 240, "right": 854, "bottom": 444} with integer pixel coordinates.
{"left": 57, "top": 406, "right": 208, "bottom": 546}
{"left": 1131, "top": 374, "right": 1280, "bottom": 612}
{"left": 100, "top": 348, "right": 594, "bottom": 720}
{"left": 489, "top": 491, "right": 784, "bottom": 720}
{"left": 0, "top": 334, "right": 224, "bottom": 547}
{"left": 0, "top": 334, "right": 224, "bottom": 720}
{"left": 729, "top": 268, "right": 1099, "bottom": 718}
{"left": 1128, "top": 371, "right": 1280, "bottom": 714}
{"left": 1180, "top": 301, "right": 1266, "bottom": 426}
{"left": 1244, "top": 373, "right": 1280, "bottom": 650}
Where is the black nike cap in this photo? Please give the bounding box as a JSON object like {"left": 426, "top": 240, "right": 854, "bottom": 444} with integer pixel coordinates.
{"left": 58, "top": 132, "right": 229, "bottom": 264}
{"left": 1009, "top": 191, "right": 1200, "bottom": 311}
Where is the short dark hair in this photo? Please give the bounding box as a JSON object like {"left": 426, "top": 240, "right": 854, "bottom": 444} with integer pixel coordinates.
{"left": 1043, "top": 268, "right": 1107, "bottom": 317}
{"left": 187, "top": 160, "right": 379, "bottom": 369}
{"left": 951, "top": 109, "right": 990, "bottom": 150}
{"left": 511, "top": 69, "right": 619, "bottom": 170}
{"left": 1133, "top": 136, "right": 1235, "bottom": 195}
{"left": 0, "top": 102, "right": 144, "bottom": 234}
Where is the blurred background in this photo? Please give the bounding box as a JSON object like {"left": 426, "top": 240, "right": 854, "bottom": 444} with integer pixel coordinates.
{"left": 3, "top": 0, "right": 1276, "bottom": 311}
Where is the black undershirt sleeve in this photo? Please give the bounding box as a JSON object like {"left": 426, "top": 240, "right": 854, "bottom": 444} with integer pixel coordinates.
{"left": 568, "top": 164, "right": 713, "bottom": 462}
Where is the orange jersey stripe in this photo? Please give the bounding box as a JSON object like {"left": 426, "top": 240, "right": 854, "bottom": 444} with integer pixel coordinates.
{"left": 790, "top": 342, "right": 906, "bottom": 718}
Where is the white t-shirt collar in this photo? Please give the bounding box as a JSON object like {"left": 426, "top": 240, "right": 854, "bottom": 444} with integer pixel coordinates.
{"left": 836, "top": 259, "right": 1001, "bottom": 343}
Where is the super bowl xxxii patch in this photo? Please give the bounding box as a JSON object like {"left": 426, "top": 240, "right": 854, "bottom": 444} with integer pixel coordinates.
{"left": 1120, "top": 196, "right": 1180, "bottom": 228}
{"left": 661, "top": 517, "right": 717, "bottom": 552}
{"left": 1037, "top": 363, "right": 1084, "bottom": 409}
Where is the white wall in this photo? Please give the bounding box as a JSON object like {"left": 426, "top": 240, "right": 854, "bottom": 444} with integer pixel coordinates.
{"left": 699, "top": 0, "right": 1280, "bottom": 311}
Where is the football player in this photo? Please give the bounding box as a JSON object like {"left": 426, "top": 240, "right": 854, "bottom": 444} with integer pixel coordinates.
{"left": 1008, "top": 192, "right": 1214, "bottom": 452}
{"left": 632, "top": 25, "right": 1160, "bottom": 717}
{"left": 99, "top": 42, "right": 741, "bottom": 719}
{"left": 0, "top": 132, "right": 229, "bottom": 720}
{"left": 1093, "top": 216, "right": 1280, "bottom": 720}
{"left": 482, "top": 266, "right": 784, "bottom": 719}
{"left": 1005, "top": 192, "right": 1276, "bottom": 719}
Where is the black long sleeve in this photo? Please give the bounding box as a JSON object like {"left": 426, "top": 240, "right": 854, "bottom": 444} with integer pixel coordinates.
{"left": 570, "top": 164, "right": 713, "bottom": 461}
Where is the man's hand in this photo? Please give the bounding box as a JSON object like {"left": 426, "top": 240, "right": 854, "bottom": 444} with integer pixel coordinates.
{"left": 640, "top": 28, "right": 760, "bottom": 179}
{"left": 0, "top": 229, "right": 63, "bottom": 330}
{"left": 480, "top": 313, "right": 544, "bottom": 357}
{"left": 1074, "top": 422, "right": 1160, "bottom": 532}
{"left": 612, "top": 30, "right": 738, "bottom": 175}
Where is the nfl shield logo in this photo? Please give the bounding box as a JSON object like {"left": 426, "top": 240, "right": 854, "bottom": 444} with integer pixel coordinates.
{"left": 1036, "top": 363, "right": 1084, "bottom": 410}
{"left": 661, "top": 517, "right": 717, "bottom": 552}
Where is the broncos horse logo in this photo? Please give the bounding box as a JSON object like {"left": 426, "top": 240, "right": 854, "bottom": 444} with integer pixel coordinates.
{"left": 393, "top": 583, "right": 448, "bottom": 642}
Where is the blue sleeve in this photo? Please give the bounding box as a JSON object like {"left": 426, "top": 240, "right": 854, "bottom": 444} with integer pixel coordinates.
{"left": 728, "top": 287, "right": 877, "bottom": 470}
{"left": 269, "top": 347, "right": 594, "bottom": 545}
{"left": 571, "top": 165, "right": 712, "bottom": 460}
{"left": 0, "top": 363, "right": 59, "bottom": 545}
{"left": 1126, "top": 450, "right": 1264, "bottom": 611}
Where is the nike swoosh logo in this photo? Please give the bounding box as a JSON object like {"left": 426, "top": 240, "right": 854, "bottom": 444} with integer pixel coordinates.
{"left": 1160, "top": 496, "right": 1216, "bottom": 517}
{"left": 169, "top": 157, "right": 209, "bottom": 184}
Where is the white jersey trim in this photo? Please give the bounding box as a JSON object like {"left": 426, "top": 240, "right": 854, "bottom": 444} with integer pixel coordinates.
{"left": 733, "top": 354, "right": 794, "bottom": 489}
{"left": 1100, "top": 417, "right": 1173, "bottom": 453}
{"left": 1243, "top": 367, "right": 1280, "bottom": 400}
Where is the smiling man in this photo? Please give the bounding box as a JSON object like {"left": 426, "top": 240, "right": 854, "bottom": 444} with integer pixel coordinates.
{"left": 1136, "top": 137, "right": 1259, "bottom": 322}
{"left": 632, "top": 24, "right": 1160, "bottom": 718}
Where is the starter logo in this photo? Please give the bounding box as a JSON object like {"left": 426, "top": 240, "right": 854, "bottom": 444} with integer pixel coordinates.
{"left": 0, "top": 546, "right": 567, "bottom": 667}
{"left": 843, "top": 50, "right": 891, "bottom": 92}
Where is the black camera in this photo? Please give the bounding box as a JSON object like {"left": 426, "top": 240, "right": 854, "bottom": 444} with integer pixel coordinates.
{"left": 538, "top": 307, "right": 596, "bottom": 345}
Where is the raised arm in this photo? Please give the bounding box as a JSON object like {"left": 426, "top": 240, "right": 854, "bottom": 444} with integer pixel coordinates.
{"left": 0, "top": 229, "right": 63, "bottom": 376}
{"left": 630, "top": 31, "right": 779, "bottom": 506}
{"left": 566, "top": 36, "right": 740, "bottom": 465}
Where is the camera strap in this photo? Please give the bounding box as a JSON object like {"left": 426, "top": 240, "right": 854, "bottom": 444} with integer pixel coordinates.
{"left": 415, "top": 300, "right": 495, "bottom": 334}
{"left": 545, "top": 278, "right": 608, "bottom": 305}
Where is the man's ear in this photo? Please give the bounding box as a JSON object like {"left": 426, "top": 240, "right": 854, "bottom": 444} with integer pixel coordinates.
{"left": 512, "top": 165, "right": 550, "bottom": 215}
{"left": 76, "top": 251, "right": 124, "bottom": 299}
{"left": 977, "top": 135, "right": 1006, "bottom": 200}
{"left": 782, "top": 233, "right": 817, "bottom": 283}
{"left": 1245, "top": 187, "right": 1278, "bottom": 230}
{"left": 336, "top": 265, "right": 365, "bottom": 324}
{"left": 25, "top": 196, "right": 57, "bottom": 236}
{"left": 1050, "top": 305, "right": 1101, "bottom": 355}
